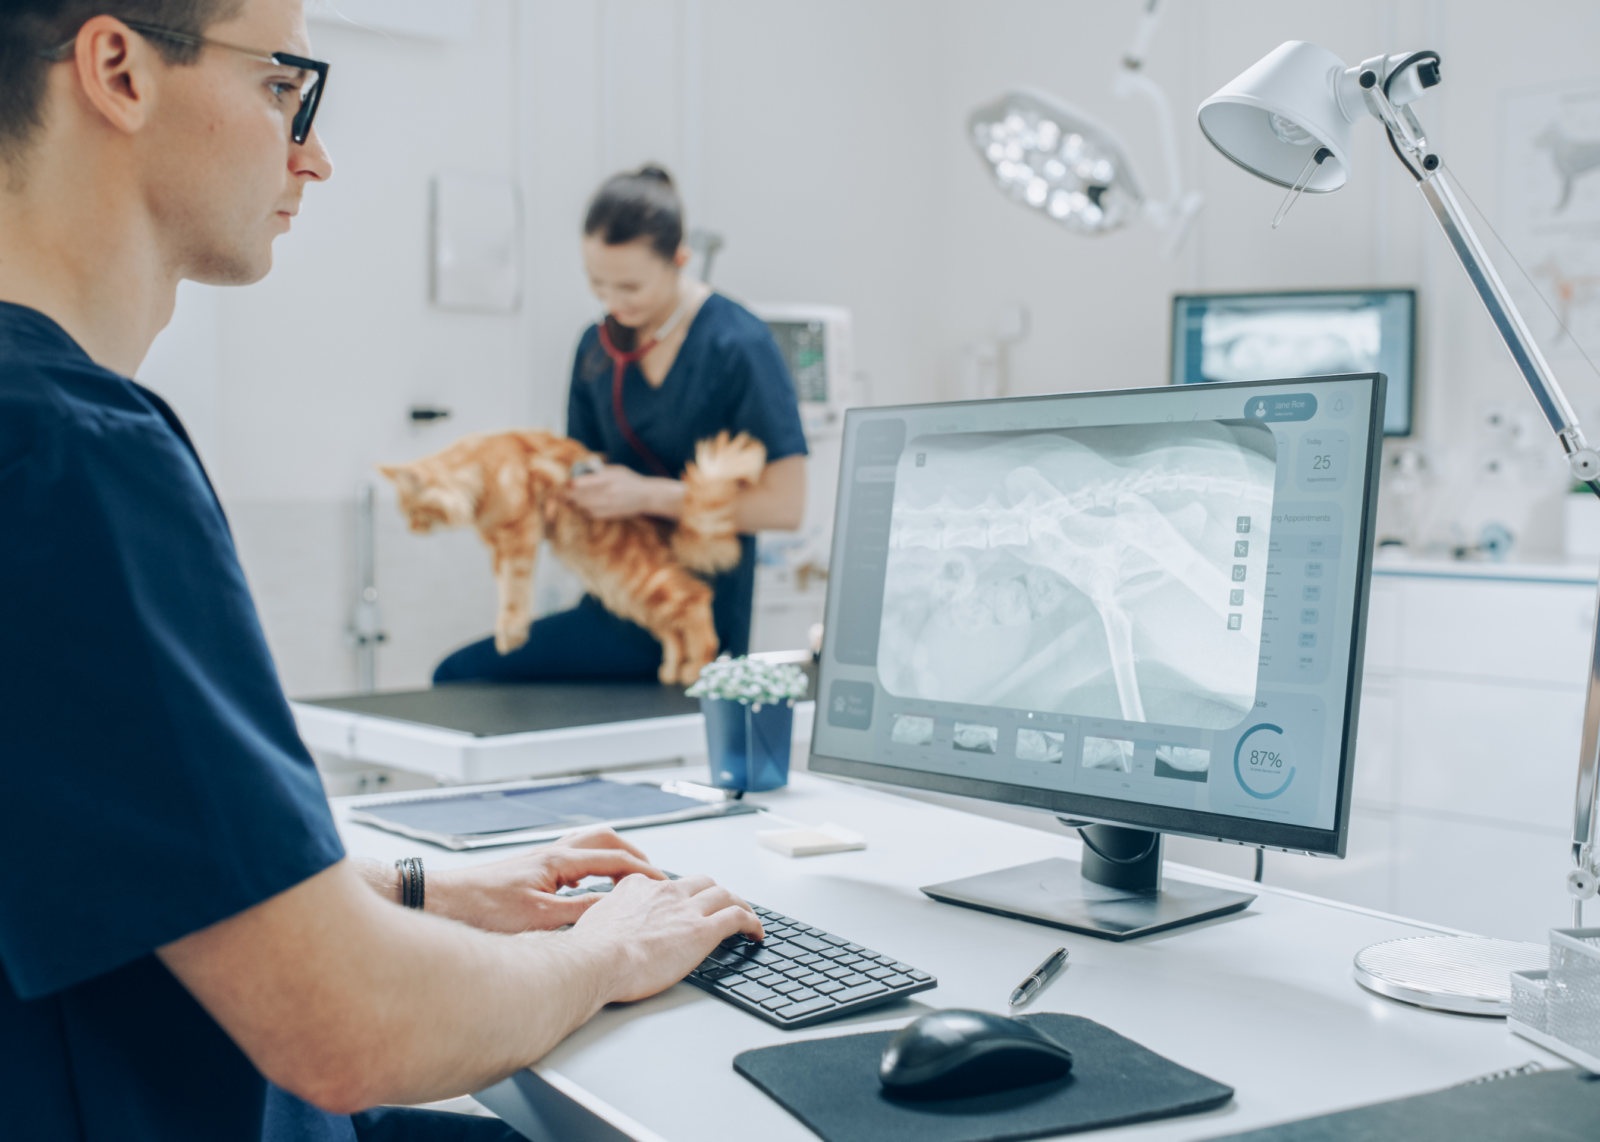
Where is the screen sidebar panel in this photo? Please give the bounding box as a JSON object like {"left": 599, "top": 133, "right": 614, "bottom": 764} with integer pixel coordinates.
{"left": 809, "top": 375, "right": 1386, "bottom": 856}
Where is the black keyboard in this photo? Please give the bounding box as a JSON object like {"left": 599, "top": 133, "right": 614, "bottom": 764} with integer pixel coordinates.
{"left": 561, "top": 880, "right": 937, "bottom": 1028}
{"left": 684, "top": 904, "right": 937, "bottom": 1028}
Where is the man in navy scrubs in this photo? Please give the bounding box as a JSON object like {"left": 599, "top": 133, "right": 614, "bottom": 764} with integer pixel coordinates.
{"left": 0, "top": 3, "right": 763, "bottom": 1140}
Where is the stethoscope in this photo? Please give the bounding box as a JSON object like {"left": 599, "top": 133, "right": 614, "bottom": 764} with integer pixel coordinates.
{"left": 595, "top": 289, "right": 697, "bottom": 478}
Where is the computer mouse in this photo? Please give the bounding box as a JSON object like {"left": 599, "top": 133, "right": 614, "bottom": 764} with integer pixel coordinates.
{"left": 878, "top": 1008, "right": 1073, "bottom": 1099}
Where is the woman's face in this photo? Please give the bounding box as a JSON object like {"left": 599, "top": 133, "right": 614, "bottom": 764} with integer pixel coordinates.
{"left": 582, "top": 235, "right": 688, "bottom": 329}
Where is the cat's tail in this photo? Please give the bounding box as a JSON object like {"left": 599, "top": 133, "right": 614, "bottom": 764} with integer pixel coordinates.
{"left": 672, "top": 431, "right": 767, "bottom": 574}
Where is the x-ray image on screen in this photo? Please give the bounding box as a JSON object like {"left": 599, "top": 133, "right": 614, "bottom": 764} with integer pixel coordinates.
{"left": 1201, "top": 308, "right": 1380, "bottom": 381}
{"left": 875, "top": 421, "right": 1277, "bottom": 729}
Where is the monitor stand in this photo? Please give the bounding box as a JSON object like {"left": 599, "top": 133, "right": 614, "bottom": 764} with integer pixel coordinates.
{"left": 920, "top": 824, "right": 1256, "bottom": 942}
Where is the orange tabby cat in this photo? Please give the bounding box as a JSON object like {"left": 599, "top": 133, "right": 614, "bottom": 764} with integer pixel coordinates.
{"left": 379, "top": 431, "right": 766, "bottom": 684}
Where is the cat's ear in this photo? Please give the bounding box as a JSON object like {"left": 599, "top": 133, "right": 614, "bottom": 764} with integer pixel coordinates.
{"left": 378, "top": 463, "right": 419, "bottom": 494}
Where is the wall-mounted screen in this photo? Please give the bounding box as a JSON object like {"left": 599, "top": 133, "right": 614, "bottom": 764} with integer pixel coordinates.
{"left": 1171, "top": 289, "right": 1414, "bottom": 436}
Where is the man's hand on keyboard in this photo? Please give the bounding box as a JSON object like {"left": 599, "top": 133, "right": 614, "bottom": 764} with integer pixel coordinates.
{"left": 422, "top": 827, "right": 666, "bottom": 933}
{"left": 571, "top": 873, "right": 765, "bottom": 1004}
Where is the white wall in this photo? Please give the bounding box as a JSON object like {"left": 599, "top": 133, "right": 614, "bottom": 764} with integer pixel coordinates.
{"left": 136, "top": 0, "right": 1600, "bottom": 700}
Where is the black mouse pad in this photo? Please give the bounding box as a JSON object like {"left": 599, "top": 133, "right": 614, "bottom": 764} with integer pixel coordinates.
{"left": 733, "top": 1013, "right": 1234, "bottom": 1142}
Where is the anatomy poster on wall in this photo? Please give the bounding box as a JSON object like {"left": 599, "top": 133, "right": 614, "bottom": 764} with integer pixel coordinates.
{"left": 1500, "top": 79, "right": 1600, "bottom": 363}
{"left": 875, "top": 421, "right": 1276, "bottom": 730}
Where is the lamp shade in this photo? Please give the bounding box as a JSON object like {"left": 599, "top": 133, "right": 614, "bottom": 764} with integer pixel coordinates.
{"left": 1197, "top": 41, "right": 1358, "bottom": 192}
{"left": 968, "top": 89, "right": 1144, "bottom": 235}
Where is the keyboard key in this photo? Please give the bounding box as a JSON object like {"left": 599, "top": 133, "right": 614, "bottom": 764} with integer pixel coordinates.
{"left": 775, "top": 996, "right": 837, "bottom": 1019}
{"left": 881, "top": 974, "right": 913, "bottom": 988}
{"left": 824, "top": 967, "right": 854, "bottom": 980}
{"left": 909, "top": 971, "right": 931, "bottom": 981}
{"left": 838, "top": 973, "right": 871, "bottom": 987}
{"left": 823, "top": 934, "right": 851, "bottom": 947}
{"left": 890, "top": 962, "right": 913, "bottom": 972}
{"left": 844, "top": 944, "right": 865, "bottom": 953}
{"left": 760, "top": 994, "right": 793, "bottom": 1010}
{"left": 787, "top": 987, "right": 819, "bottom": 1001}
{"left": 837, "top": 955, "right": 865, "bottom": 968}
{"left": 796, "top": 954, "right": 824, "bottom": 966}
{"left": 731, "top": 982, "right": 777, "bottom": 1004}
{"left": 817, "top": 981, "right": 846, "bottom": 995}
{"left": 700, "top": 966, "right": 737, "bottom": 982}
{"left": 772, "top": 980, "right": 804, "bottom": 995}
{"left": 865, "top": 967, "right": 895, "bottom": 981}
{"left": 737, "top": 946, "right": 786, "bottom": 966}
{"left": 790, "top": 935, "right": 835, "bottom": 955}
{"left": 833, "top": 981, "right": 889, "bottom": 1004}
{"left": 798, "top": 973, "right": 830, "bottom": 987}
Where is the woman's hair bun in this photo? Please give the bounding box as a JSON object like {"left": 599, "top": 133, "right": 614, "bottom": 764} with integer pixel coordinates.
{"left": 585, "top": 164, "right": 683, "bottom": 261}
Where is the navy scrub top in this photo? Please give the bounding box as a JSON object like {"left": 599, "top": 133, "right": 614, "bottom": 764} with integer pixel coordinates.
{"left": 567, "top": 292, "right": 809, "bottom": 657}
{"left": 0, "top": 303, "right": 353, "bottom": 1141}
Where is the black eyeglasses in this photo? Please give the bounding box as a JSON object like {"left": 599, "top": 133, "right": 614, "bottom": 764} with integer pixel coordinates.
{"left": 40, "top": 20, "right": 329, "bottom": 145}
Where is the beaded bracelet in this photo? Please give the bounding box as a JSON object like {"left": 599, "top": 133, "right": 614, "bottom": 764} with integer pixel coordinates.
{"left": 394, "top": 856, "right": 425, "bottom": 910}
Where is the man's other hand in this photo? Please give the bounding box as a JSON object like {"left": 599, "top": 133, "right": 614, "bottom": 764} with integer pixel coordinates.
{"left": 570, "top": 873, "right": 765, "bottom": 1004}
{"left": 427, "top": 827, "right": 665, "bottom": 933}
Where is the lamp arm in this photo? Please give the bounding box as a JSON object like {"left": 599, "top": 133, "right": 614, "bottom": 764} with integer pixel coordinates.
{"left": 1375, "top": 87, "right": 1600, "bottom": 911}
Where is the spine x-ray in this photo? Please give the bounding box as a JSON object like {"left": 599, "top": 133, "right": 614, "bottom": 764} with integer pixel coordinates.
{"left": 876, "top": 420, "right": 1276, "bottom": 730}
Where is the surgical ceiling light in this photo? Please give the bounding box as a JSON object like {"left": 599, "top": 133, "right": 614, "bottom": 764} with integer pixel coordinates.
{"left": 967, "top": 0, "right": 1202, "bottom": 253}
{"left": 1199, "top": 41, "right": 1600, "bottom": 1019}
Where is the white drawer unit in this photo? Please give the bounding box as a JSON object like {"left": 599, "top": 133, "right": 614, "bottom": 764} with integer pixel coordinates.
{"left": 1173, "top": 560, "right": 1600, "bottom": 943}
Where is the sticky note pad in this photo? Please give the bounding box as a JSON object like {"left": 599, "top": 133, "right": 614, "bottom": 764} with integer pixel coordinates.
{"left": 756, "top": 822, "right": 867, "bottom": 858}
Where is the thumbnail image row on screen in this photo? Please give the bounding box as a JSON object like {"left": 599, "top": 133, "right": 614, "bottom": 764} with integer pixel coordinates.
{"left": 887, "top": 713, "right": 1214, "bottom": 783}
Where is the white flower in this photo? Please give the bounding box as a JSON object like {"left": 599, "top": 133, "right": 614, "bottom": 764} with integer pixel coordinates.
{"left": 686, "top": 656, "right": 809, "bottom": 705}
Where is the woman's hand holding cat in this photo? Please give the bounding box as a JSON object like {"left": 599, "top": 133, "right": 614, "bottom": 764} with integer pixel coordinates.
{"left": 418, "top": 827, "right": 668, "bottom": 933}
{"left": 566, "top": 463, "right": 686, "bottom": 520}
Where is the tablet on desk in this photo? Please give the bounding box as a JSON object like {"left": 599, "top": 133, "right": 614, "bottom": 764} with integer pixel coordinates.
{"left": 346, "top": 776, "right": 755, "bottom": 850}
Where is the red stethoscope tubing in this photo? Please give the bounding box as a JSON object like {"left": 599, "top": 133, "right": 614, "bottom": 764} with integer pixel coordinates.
{"left": 597, "top": 319, "right": 672, "bottom": 478}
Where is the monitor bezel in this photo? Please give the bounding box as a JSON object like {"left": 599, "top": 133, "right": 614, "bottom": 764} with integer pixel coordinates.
{"left": 1168, "top": 288, "right": 1416, "bottom": 438}
{"left": 807, "top": 373, "right": 1387, "bottom": 859}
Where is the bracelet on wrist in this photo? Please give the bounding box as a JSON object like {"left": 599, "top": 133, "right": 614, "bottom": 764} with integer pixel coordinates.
{"left": 394, "top": 857, "right": 425, "bottom": 910}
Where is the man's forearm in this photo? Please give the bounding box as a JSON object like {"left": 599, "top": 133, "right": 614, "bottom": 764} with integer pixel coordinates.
{"left": 355, "top": 856, "right": 403, "bottom": 905}
{"left": 161, "top": 860, "right": 624, "bottom": 1113}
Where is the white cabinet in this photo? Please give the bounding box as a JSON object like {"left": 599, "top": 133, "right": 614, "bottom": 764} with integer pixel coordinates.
{"left": 1178, "top": 562, "right": 1597, "bottom": 942}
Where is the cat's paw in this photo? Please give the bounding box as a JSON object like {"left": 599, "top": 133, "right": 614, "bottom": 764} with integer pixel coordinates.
{"left": 677, "top": 662, "right": 706, "bottom": 686}
{"left": 495, "top": 622, "right": 531, "bottom": 654}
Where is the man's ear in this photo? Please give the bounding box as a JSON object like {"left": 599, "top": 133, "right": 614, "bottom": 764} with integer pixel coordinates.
{"left": 71, "top": 17, "right": 158, "bottom": 137}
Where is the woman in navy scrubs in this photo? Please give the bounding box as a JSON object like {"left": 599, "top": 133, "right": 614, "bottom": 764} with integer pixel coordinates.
{"left": 435, "top": 166, "right": 809, "bottom": 682}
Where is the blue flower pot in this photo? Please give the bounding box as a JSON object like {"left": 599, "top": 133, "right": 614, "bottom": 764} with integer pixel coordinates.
{"left": 700, "top": 697, "right": 793, "bottom": 793}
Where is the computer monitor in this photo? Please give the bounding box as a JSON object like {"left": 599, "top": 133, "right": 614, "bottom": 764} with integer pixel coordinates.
{"left": 809, "top": 373, "right": 1385, "bottom": 939}
{"left": 1171, "top": 290, "right": 1414, "bottom": 437}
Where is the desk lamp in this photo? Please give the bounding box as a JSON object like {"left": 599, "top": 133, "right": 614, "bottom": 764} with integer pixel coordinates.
{"left": 967, "top": 0, "right": 1202, "bottom": 253}
{"left": 1198, "top": 40, "right": 1600, "bottom": 1014}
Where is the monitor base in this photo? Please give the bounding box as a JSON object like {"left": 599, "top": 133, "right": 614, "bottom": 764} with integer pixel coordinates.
{"left": 921, "top": 856, "right": 1256, "bottom": 942}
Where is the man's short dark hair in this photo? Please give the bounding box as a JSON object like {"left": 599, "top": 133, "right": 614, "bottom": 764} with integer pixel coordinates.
{"left": 0, "top": 1, "right": 245, "bottom": 167}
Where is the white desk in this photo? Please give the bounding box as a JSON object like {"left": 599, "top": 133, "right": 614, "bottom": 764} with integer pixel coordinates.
{"left": 333, "top": 768, "right": 1566, "bottom": 1141}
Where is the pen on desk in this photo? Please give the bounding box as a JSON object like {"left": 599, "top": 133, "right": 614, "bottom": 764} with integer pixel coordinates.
{"left": 1009, "top": 947, "right": 1069, "bottom": 1008}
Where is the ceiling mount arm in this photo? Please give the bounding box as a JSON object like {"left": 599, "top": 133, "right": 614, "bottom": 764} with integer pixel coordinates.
{"left": 1113, "top": 0, "right": 1202, "bottom": 251}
